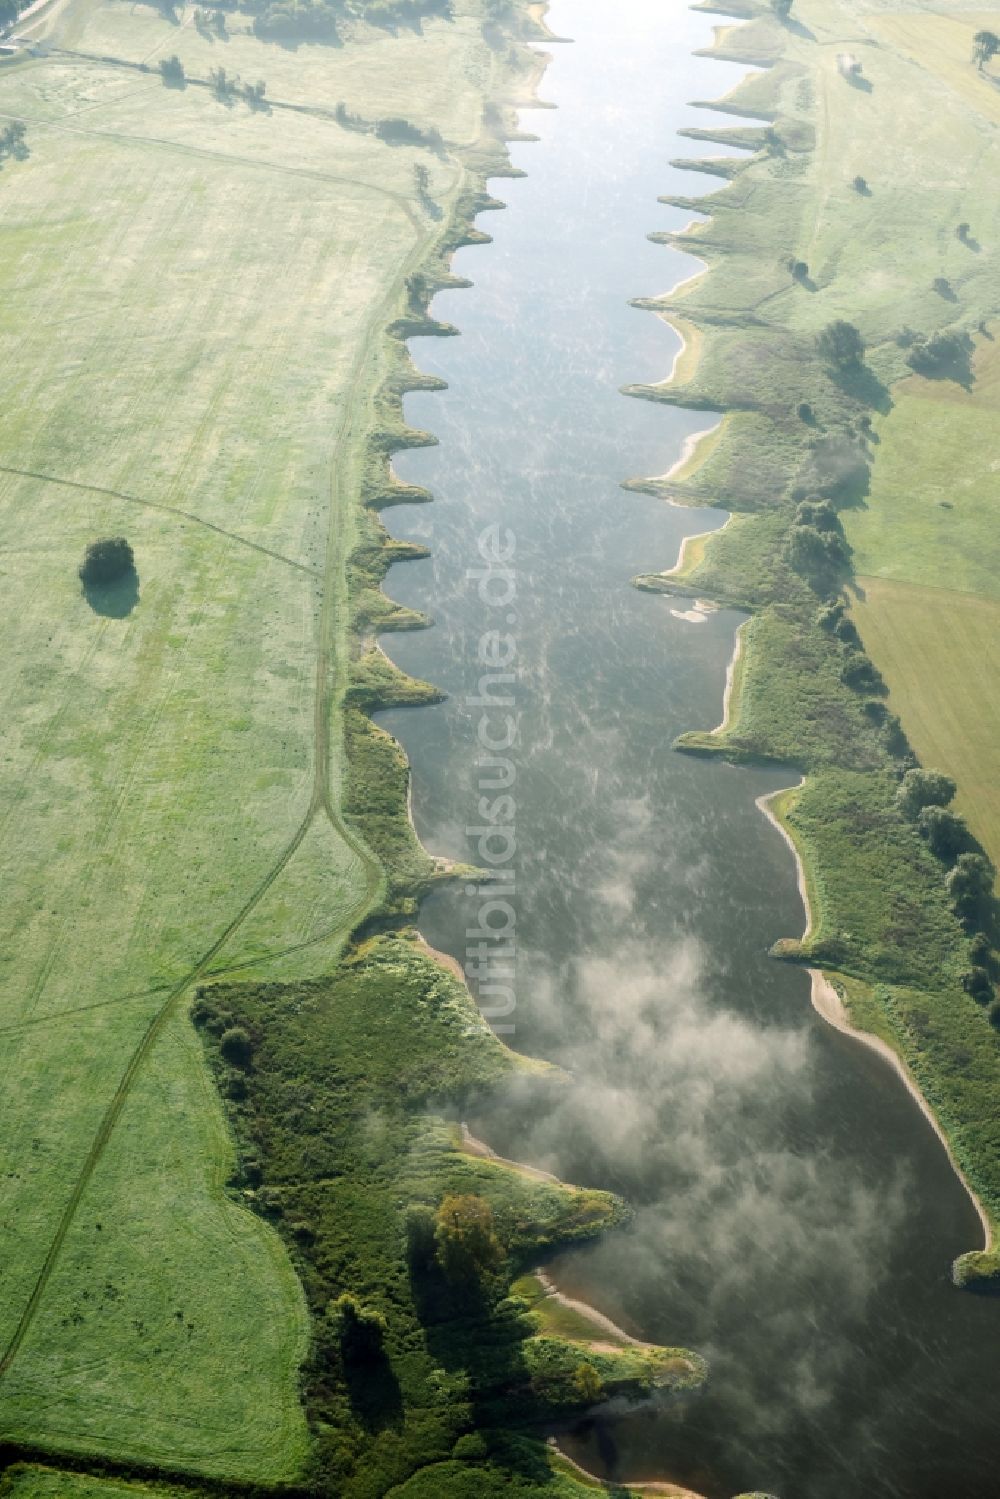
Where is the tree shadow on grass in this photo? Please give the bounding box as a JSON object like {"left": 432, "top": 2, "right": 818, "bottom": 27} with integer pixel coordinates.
{"left": 836, "top": 360, "right": 892, "bottom": 414}
{"left": 82, "top": 569, "right": 139, "bottom": 618}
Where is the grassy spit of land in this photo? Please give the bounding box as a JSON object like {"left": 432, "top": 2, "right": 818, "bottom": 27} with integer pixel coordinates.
{"left": 0, "top": 0, "right": 703, "bottom": 1492}
{"left": 630, "top": 0, "right": 1000, "bottom": 1287}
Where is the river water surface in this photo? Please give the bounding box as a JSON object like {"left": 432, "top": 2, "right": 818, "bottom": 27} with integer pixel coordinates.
{"left": 377, "top": 2, "right": 1000, "bottom": 1494}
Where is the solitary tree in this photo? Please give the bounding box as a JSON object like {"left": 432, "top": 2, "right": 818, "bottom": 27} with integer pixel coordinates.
{"left": 773, "top": 0, "right": 792, "bottom": 21}
{"left": 572, "top": 1361, "right": 605, "bottom": 1404}
{"left": 817, "top": 319, "right": 866, "bottom": 371}
{"left": 79, "top": 535, "right": 134, "bottom": 586}
{"left": 972, "top": 29, "right": 999, "bottom": 70}
{"left": 434, "top": 1194, "right": 502, "bottom": 1284}
{"left": 159, "top": 54, "right": 185, "bottom": 85}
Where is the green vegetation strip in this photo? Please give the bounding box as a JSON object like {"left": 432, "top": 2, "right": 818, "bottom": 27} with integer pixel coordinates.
{"left": 635, "top": 0, "right": 1000, "bottom": 1285}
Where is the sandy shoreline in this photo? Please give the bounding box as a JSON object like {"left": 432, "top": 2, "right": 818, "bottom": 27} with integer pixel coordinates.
{"left": 756, "top": 787, "right": 993, "bottom": 1252}
{"left": 459, "top": 1122, "right": 562, "bottom": 1184}
{"left": 712, "top": 617, "right": 745, "bottom": 732}
{"left": 657, "top": 417, "right": 720, "bottom": 481}
{"left": 548, "top": 1440, "right": 709, "bottom": 1499}
{"left": 532, "top": 1269, "right": 658, "bottom": 1349}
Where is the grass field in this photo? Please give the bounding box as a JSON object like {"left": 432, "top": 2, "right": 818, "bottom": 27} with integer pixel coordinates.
{"left": 632, "top": 0, "right": 1000, "bottom": 1282}
{"left": 0, "top": 0, "right": 525, "bottom": 1478}
{"left": 851, "top": 579, "right": 1000, "bottom": 872}
{"left": 843, "top": 336, "right": 1000, "bottom": 874}
{"left": 0, "top": 1468, "right": 204, "bottom": 1499}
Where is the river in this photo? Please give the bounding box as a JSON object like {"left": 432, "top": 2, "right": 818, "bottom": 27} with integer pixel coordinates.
{"left": 375, "top": 1, "right": 1000, "bottom": 1494}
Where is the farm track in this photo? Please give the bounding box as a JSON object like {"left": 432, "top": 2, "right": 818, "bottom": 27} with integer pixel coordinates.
{"left": 0, "top": 99, "right": 425, "bottom": 229}
{"left": 0, "top": 464, "right": 321, "bottom": 574}
{"left": 0, "top": 84, "right": 460, "bottom": 1377}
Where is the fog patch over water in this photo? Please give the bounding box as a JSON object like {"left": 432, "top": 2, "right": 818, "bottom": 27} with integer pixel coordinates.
{"left": 472, "top": 833, "right": 908, "bottom": 1447}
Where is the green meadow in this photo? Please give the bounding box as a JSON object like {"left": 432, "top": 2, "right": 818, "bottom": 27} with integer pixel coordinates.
{"left": 0, "top": 0, "right": 534, "bottom": 1479}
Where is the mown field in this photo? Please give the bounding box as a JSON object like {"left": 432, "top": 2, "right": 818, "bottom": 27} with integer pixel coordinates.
{"left": 0, "top": 0, "right": 518, "bottom": 1479}
{"left": 851, "top": 580, "right": 1000, "bottom": 872}
{"left": 846, "top": 339, "right": 1000, "bottom": 872}
{"left": 633, "top": 0, "right": 1000, "bottom": 1283}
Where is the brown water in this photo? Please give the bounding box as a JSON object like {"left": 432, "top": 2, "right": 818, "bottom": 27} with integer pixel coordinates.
{"left": 376, "top": 3, "right": 1000, "bottom": 1494}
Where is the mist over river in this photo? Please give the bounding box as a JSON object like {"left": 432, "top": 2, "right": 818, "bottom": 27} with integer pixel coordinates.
{"left": 375, "top": 1, "right": 1000, "bottom": 1493}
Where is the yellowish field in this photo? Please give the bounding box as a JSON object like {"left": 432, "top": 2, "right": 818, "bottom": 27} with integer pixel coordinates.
{"left": 0, "top": 0, "right": 511, "bottom": 1478}
{"left": 852, "top": 578, "right": 1000, "bottom": 873}
{"left": 871, "top": 11, "right": 1000, "bottom": 128}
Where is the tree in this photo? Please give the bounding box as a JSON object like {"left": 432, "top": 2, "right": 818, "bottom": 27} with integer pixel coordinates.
{"left": 404, "top": 1203, "right": 437, "bottom": 1270}
{"left": 79, "top": 535, "right": 134, "bottom": 586}
{"left": 840, "top": 652, "right": 884, "bottom": 693}
{"left": 896, "top": 767, "right": 956, "bottom": 818}
{"left": 794, "top": 498, "right": 838, "bottom": 532}
{"left": 817, "top": 319, "right": 866, "bottom": 371}
{"left": 159, "top": 55, "right": 184, "bottom": 85}
{"left": 917, "top": 805, "right": 972, "bottom": 863}
{"left": 327, "top": 1293, "right": 387, "bottom": 1364}
{"left": 972, "top": 29, "right": 999, "bottom": 70}
{"left": 219, "top": 1025, "right": 253, "bottom": 1067}
{"left": 773, "top": 0, "right": 792, "bottom": 17}
{"left": 571, "top": 1361, "right": 605, "bottom": 1404}
{"left": 905, "top": 329, "right": 973, "bottom": 381}
{"left": 434, "top": 1194, "right": 502, "bottom": 1284}
{"left": 946, "top": 853, "right": 996, "bottom": 924}
{"left": 0, "top": 119, "right": 26, "bottom": 162}
{"left": 853, "top": 175, "right": 869, "bottom": 194}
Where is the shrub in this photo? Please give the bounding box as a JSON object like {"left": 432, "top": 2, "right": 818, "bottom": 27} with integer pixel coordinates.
{"left": 896, "top": 768, "right": 957, "bottom": 818}
{"left": 452, "top": 1433, "right": 488, "bottom": 1461}
{"left": 962, "top": 967, "right": 994, "bottom": 1004}
{"left": 989, "top": 998, "right": 1000, "bottom": 1031}
{"left": 797, "top": 401, "right": 814, "bottom": 422}
{"left": 853, "top": 175, "right": 869, "bottom": 193}
{"left": 79, "top": 536, "right": 134, "bottom": 585}
{"left": 219, "top": 1025, "right": 253, "bottom": 1067}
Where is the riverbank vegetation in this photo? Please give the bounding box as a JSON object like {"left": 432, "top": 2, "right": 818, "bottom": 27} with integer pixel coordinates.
{"left": 189, "top": 940, "right": 703, "bottom": 1495}
{"left": 635, "top": 0, "right": 1000, "bottom": 1285}
{"left": 0, "top": 0, "right": 703, "bottom": 1492}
